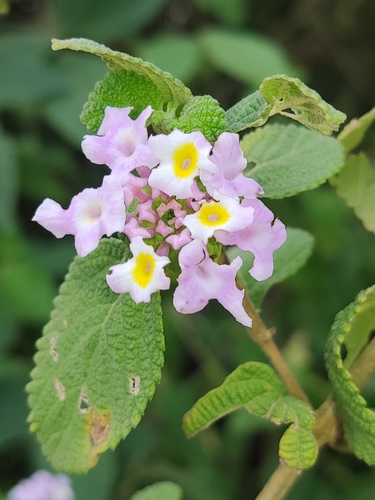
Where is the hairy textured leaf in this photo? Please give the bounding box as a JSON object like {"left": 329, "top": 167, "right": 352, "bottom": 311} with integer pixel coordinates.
{"left": 27, "top": 238, "right": 165, "bottom": 473}
{"left": 130, "top": 482, "right": 183, "bottom": 500}
{"left": 260, "top": 75, "right": 346, "bottom": 135}
{"left": 332, "top": 153, "right": 375, "bottom": 233}
{"left": 241, "top": 124, "right": 345, "bottom": 198}
{"left": 325, "top": 285, "right": 375, "bottom": 465}
{"left": 81, "top": 70, "right": 166, "bottom": 132}
{"left": 228, "top": 227, "right": 314, "bottom": 309}
{"left": 164, "top": 95, "right": 227, "bottom": 142}
{"left": 183, "top": 362, "right": 317, "bottom": 469}
{"left": 337, "top": 106, "right": 375, "bottom": 153}
{"left": 225, "top": 91, "right": 272, "bottom": 133}
{"left": 52, "top": 38, "right": 192, "bottom": 132}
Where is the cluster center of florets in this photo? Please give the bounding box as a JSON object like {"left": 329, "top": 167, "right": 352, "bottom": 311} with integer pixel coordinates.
{"left": 32, "top": 104, "right": 287, "bottom": 327}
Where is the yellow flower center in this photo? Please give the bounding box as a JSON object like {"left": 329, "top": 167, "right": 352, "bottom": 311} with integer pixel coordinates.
{"left": 132, "top": 253, "right": 156, "bottom": 287}
{"left": 198, "top": 202, "right": 230, "bottom": 227}
{"left": 172, "top": 143, "right": 198, "bottom": 178}
{"left": 84, "top": 204, "right": 103, "bottom": 223}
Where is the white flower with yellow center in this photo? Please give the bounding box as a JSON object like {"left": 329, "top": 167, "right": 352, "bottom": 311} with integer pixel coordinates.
{"left": 182, "top": 192, "right": 255, "bottom": 244}
{"left": 106, "top": 236, "right": 170, "bottom": 303}
{"left": 148, "top": 129, "right": 217, "bottom": 199}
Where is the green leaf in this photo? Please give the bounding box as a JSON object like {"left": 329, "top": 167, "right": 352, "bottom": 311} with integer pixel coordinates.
{"left": 27, "top": 238, "right": 165, "bottom": 473}
{"left": 130, "top": 482, "right": 183, "bottom": 500}
{"left": 165, "top": 95, "right": 227, "bottom": 142}
{"left": 0, "top": 33, "right": 63, "bottom": 108}
{"left": 241, "top": 124, "right": 345, "bottom": 198}
{"left": 228, "top": 227, "right": 314, "bottom": 309}
{"left": 325, "top": 285, "right": 375, "bottom": 465}
{"left": 332, "top": 153, "right": 375, "bottom": 233}
{"left": 0, "top": 233, "right": 56, "bottom": 323}
{"left": 259, "top": 75, "right": 346, "bottom": 135}
{"left": 51, "top": 0, "right": 168, "bottom": 43}
{"left": 337, "top": 106, "right": 375, "bottom": 153}
{"left": 44, "top": 52, "right": 107, "bottom": 145}
{"left": 279, "top": 426, "right": 318, "bottom": 470}
{"left": 0, "top": 126, "right": 17, "bottom": 232}
{"left": 80, "top": 70, "right": 165, "bottom": 133}
{"left": 52, "top": 38, "right": 192, "bottom": 132}
{"left": 225, "top": 91, "right": 273, "bottom": 133}
{"left": 192, "top": 0, "right": 246, "bottom": 27}
{"left": 198, "top": 29, "right": 299, "bottom": 87}
{"left": 183, "top": 361, "right": 317, "bottom": 469}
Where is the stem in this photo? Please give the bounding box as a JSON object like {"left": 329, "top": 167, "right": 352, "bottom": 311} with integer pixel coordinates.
{"left": 240, "top": 279, "right": 311, "bottom": 405}
{"left": 255, "top": 462, "right": 300, "bottom": 500}
{"left": 255, "top": 332, "right": 375, "bottom": 500}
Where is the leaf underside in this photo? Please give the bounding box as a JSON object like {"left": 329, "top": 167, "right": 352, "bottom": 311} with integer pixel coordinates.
{"left": 325, "top": 285, "right": 375, "bottom": 465}
{"left": 183, "top": 361, "right": 317, "bottom": 469}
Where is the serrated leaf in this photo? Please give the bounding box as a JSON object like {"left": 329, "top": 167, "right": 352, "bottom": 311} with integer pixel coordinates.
{"left": 81, "top": 70, "right": 166, "bottom": 133}
{"left": 225, "top": 91, "right": 273, "bottom": 133}
{"left": 279, "top": 426, "right": 317, "bottom": 470}
{"left": 183, "top": 361, "right": 317, "bottom": 469}
{"left": 227, "top": 227, "right": 314, "bottom": 309}
{"left": 27, "top": 238, "right": 165, "bottom": 473}
{"left": 165, "top": 95, "right": 227, "bottom": 142}
{"left": 337, "top": 107, "right": 375, "bottom": 153}
{"left": 130, "top": 482, "right": 183, "bottom": 500}
{"left": 52, "top": 38, "right": 192, "bottom": 132}
{"left": 332, "top": 153, "right": 375, "bottom": 233}
{"left": 325, "top": 285, "right": 375, "bottom": 465}
{"left": 241, "top": 124, "right": 345, "bottom": 198}
{"left": 260, "top": 75, "right": 346, "bottom": 135}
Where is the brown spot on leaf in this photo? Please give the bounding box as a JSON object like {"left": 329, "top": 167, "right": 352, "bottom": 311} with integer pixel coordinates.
{"left": 86, "top": 408, "right": 111, "bottom": 448}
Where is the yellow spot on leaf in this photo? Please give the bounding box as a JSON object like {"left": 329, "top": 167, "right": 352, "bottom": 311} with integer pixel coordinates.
{"left": 85, "top": 408, "right": 111, "bottom": 468}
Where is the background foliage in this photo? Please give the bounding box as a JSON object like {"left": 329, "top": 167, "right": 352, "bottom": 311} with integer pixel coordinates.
{"left": 1, "top": 0, "right": 375, "bottom": 498}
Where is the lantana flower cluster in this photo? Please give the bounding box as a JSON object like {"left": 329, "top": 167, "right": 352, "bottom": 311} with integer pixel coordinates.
{"left": 33, "top": 105, "right": 286, "bottom": 327}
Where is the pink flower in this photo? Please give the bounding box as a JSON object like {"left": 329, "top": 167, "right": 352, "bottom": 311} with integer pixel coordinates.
{"left": 215, "top": 199, "right": 287, "bottom": 280}
{"left": 81, "top": 106, "right": 158, "bottom": 183}
{"left": 173, "top": 239, "right": 252, "bottom": 327}
{"left": 8, "top": 470, "right": 74, "bottom": 500}
{"left": 32, "top": 175, "right": 126, "bottom": 257}
{"left": 200, "top": 132, "right": 263, "bottom": 199}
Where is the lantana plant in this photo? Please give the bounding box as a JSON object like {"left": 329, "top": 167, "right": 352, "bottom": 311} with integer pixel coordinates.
{"left": 26, "top": 38, "right": 375, "bottom": 500}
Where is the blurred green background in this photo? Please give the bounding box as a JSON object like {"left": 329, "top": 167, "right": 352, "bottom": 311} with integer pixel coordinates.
{"left": 1, "top": 0, "right": 375, "bottom": 498}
